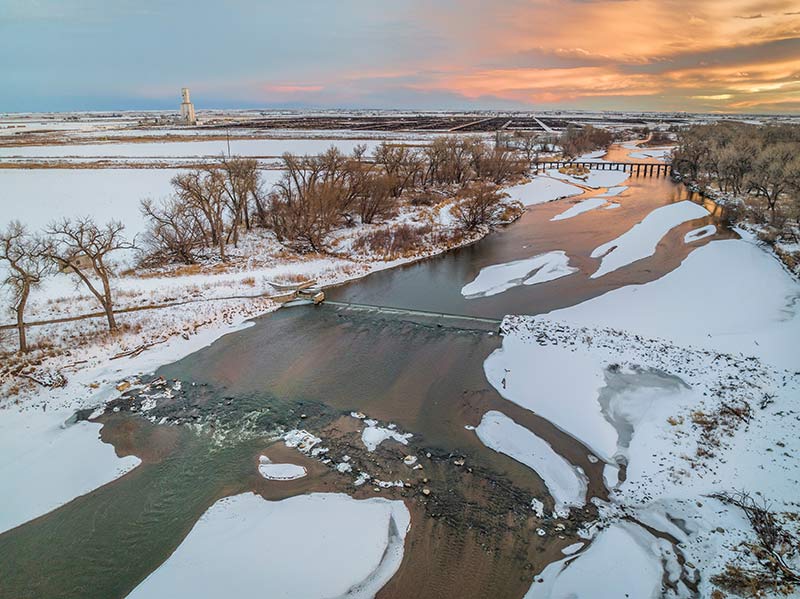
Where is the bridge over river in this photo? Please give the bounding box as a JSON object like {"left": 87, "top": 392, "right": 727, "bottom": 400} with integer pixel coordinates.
{"left": 535, "top": 160, "right": 672, "bottom": 177}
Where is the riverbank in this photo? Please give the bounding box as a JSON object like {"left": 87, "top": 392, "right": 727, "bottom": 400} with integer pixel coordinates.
{"left": 672, "top": 173, "right": 800, "bottom": 277}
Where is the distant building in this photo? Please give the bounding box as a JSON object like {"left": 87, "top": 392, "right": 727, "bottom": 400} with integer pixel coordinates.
{"left": 180, "top": 88, "right": 196, "bottom": 125}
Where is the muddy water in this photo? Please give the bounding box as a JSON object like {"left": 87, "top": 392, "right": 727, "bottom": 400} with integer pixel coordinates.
{"left": 328, "top": 172, "right": 731, "bottom": 318}
{"left": 0, "top": 147, "right": 733, "bottom": 599}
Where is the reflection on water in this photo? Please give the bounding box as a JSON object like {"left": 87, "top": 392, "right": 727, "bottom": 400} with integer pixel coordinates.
{"left": 328, "top": 172, "right": 732, "bottom": 319}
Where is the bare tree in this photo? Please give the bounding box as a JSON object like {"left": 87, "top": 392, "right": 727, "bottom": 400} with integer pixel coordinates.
{"left": 46, "top": 217, "right": 134, "bottom": 332}
{"left": 140, "top": 197, "right": 206, "bottom": 265}
{"left": 373, "top": 143, "right": 422, "bottom": 198}
{"left": 358, "top": 174, "right": 397, "bottom": 224}
{"left": 269, "top": 152, "right": 351, "bottom": 252}
{"left": 219, "top": 156, "right": 260, "bottom": 244}
{"left": 453, "top": 183, "right": 506, "bottom": 231}
{"left": 747, "top": 143, "right": 795, "bottom": 223}
{"left": 0, "top": 222, "right": 50, "bottom": 352}
{"left": 171, "top": 169, "right": 228, "bottom": 259}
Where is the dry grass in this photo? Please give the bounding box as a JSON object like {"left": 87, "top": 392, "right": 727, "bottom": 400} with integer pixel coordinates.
{"left": 353, "top": 224, "right": 433, "bottom": 259}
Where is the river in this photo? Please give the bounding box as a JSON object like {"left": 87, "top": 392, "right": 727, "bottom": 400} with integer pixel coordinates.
{"left": 0, "top": 145, "right": 728, "bottom": 598}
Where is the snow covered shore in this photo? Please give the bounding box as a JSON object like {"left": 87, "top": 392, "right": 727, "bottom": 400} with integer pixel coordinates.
{"left": 479, "top": 231, "right": 800, "bottom": 596}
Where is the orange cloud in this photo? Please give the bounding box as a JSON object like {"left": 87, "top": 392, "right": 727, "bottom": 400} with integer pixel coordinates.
{"left": 398, "top": 0, "right": 800, "bottom": 111}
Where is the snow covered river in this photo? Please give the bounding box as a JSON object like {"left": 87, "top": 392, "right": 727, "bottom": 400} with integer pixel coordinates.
{"left": 2, "top": 144, "right": 798, "bottom": 599}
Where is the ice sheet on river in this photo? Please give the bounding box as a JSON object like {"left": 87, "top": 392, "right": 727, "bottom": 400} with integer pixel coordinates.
{"left": 550, "top": 197, "right": 609, "bottom": 221}
{"left": 257, "top": 456, "right": 307, "bottom": 480}
{"left": 475, "top": 411, "right": 587, "bottom": 516}
{"left": 590, "top": 200, "right": 709, "bottom": 278}
{"left": 127, "top": 492, "right": 410, "bottom": 599}
{"left": 0, "top": 408, "right": 141, "bottom": 534}
{"left": 504, "top": 177, "right": 583, "bottom": 206}
{"left": 461, "top": 251, "right": 578, "bottom": 298}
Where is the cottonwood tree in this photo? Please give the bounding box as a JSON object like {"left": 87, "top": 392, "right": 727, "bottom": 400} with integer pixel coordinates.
{"left": 171, "top": 169, "right": 228, "bottom": 259}
{"left": 0, "top": 222, "right": 50, "bottom": 352}
{"left": 358, "top": 174, "right": 396, "bottom": 224}
{"left": 269, "top": 151, "right": 352, "bottom": 252}
{"left": 46, "top": 217, "right": 134, "bottom": 332}
{"left": 747, "top": 143, "right": 795, "bottom": 223}
{"left": 140, "top": 197, "right": 206, "bottom": 265}
{"left": 219, "top": 156, "right": 260, "bottom": 244}
{"left": 453, "top": 183, "right": 506, "bottom": 231}
{"left": 373, "top": 143, "right": 421, "bottom": 198}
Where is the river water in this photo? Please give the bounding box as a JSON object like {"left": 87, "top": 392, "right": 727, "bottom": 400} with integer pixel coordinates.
{"left": 0, "top": 146, "right": 729, "bottom": 598}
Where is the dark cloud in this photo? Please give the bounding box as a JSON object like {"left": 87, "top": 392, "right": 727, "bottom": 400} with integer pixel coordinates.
{"left": 620, "top": 37, "right": 800, "bottom": 74}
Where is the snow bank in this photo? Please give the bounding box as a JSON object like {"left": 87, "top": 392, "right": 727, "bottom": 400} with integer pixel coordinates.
{"left": 551, "top": 238, "right": 800, "bottom": 369}
{"left": 0, "top": 408, "right": 140, "bottom": 534}
{"left": 629, "top": 147, "right": 673, "bottom": 160}
{"left": 596, "top": 185, "right": 627, "bottom": 198}
{"left": 127, "top": 492, "right": 411, "bottom": 599}
{"left": 484, "top": 330, "right": 612, "bottom": 460}
{"left": 257, "top": 456, "right": 306, "bottom": 481}
{"left": 590, "top": 200, "right": 709, "bottom": 278}
{"left": 504, "top": 178, "right": 583, "bottom": 207}
{"left": 525, "top": 521, "right": 678, "bottom": 598}
{"left": 550, "top": 198, "right": 608, "bottom": 221}
{"left": 475, "top": 411, "right": 587, "bottom": 516}
{"left": 461, "top": 251, "right": 577, "bottom": 298}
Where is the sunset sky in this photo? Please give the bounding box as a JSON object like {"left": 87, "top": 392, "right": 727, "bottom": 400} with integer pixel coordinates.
{"left": 2, "top": 0, "right": 799, "bottom": 113}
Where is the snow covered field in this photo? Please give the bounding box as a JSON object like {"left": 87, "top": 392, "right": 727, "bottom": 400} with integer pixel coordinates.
{"left": 0, "top": 138, "right": 409, "bottom": 160}
{"left": 554, "top": 234, "right": 800, "bottom": 368}
{"left": 489, "top": 310, "right": 799, "bottom": 597}
{"left": 127, "top": 492, "right": 410, "bottom": 599}
{"left": 0, "top": 168, "right": 184, "bottom": 238}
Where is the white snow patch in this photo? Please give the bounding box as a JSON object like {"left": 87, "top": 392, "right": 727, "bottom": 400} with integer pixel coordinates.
{"left": 551, "top": 238, "right": 800, "bottom": 370}
{"left": 475, "top": 411, "right": 587, "bottom": 517}
{"left": 596, "top": 186, "right": 627, "bottom": 198}
{"left": 547, "top": 167, "right": 629, "bottom": 189}
{"left": 361, "top": 422, "right": 411, "bottom": 452}
{"left": 0, "top": 409, "right": 141, "bottom": 534}
{"left": 257, "top": 456, "right": 306, "bottom": 481}
{"left": 525, "top": 521, "right": 678, "bottom": 598}
{"left": 684, "top": 224, "right": 716, "bottom": 243}
{"left": 127, "top": 492, "right": 410, "bottom": 599}
{"left": 590, "top": 200, "right": 709, "bottom": 278}
{"left": 461, "top": 251, "right": 578, "bottom": 298}
{"left": 505, "top": 177, "right": 583, "bottom": 206}
{"left": 550, "top": 198, "right": 609, "bottom": 221}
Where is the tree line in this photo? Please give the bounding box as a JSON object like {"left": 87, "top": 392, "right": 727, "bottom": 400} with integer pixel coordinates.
{"left": 141, "top": 136, "right": 529, "bottom": 259}
{"left": 672, "top": 122, "right": 800, "bottom": 226}
{"left": 1, "top": 135, "right": 532, "bottom": 354}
